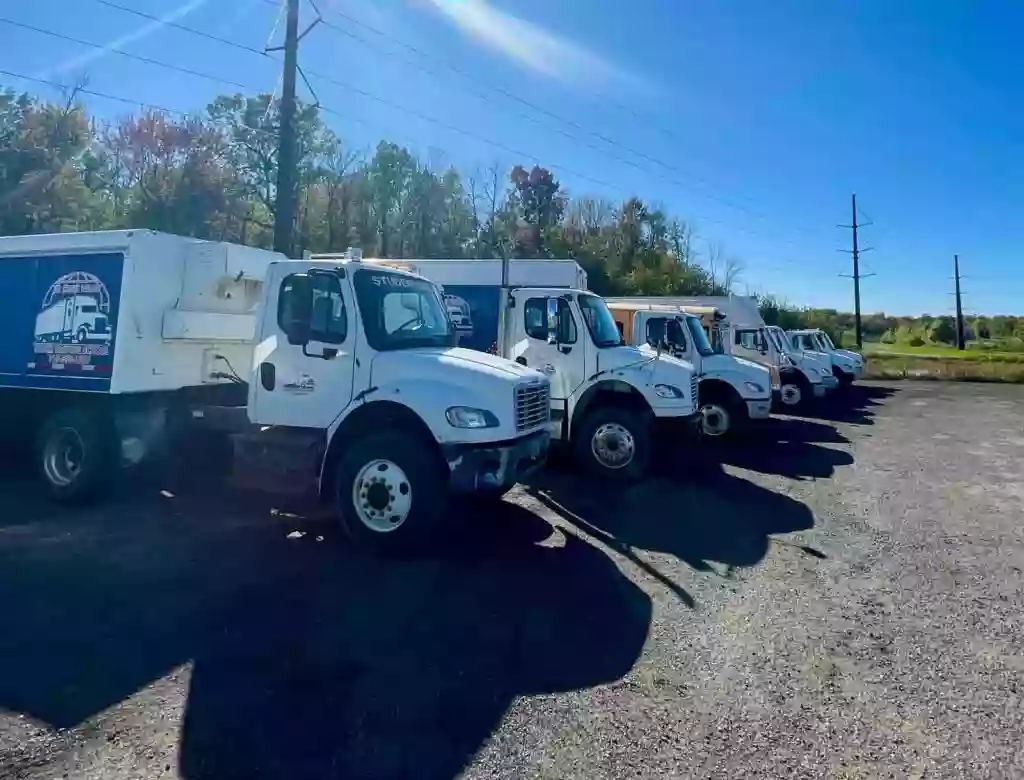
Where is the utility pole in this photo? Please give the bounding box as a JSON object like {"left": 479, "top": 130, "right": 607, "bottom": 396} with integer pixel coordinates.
{"left": 272, "top": 0, "right": 300, "bottom": 257}
{"left": 954, "top": 254, "right": 965, "bottom": 350}
{"left": 839, "top": 193, "right": 874, "bottom": 349}
{"left": 850, "top": 193, "right": 862, "bottom": 349}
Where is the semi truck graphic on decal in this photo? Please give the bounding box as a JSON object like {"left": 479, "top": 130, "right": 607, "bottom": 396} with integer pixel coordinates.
{"left": 443, "top": 293, "right": 473, "bottom": 336}
{"left": 32, "top": 271, "right": 114, "bottom": 372}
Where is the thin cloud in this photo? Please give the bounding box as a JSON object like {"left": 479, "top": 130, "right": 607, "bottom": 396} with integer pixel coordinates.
{"left": 38, "top": 0, "right": 209, "bottom": 80}
{"left": 423, "top": 0, "right": 650, "bottom": 92}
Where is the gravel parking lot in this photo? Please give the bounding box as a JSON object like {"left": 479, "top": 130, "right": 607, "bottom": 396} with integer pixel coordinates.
{"left": 1, "top": 381, "right": 1022, "bottom": 780}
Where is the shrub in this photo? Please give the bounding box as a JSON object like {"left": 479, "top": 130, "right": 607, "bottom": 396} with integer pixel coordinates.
{"left": 908, "top": 336, "right": 925, "bottom": 347}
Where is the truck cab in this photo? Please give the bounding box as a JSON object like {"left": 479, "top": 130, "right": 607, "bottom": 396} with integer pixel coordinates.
{"left": 504, "top": 288, "right": 700, "bottom": 480}
{"left": 239, "top": 256, "right": 553, "bottom": 550}
{"left": 702, "top": 317, "right": 834, "bottom": 410}
{"left": 607, "top": 302, "right": 772, "bottom": 438}
{"left": 787, "top": 329, "right": 863, "bottom": 387}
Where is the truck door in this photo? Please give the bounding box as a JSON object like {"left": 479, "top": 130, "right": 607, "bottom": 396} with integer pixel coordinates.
{"left": 511, "top": 291, "right": 587, "bottom": 436}
{"left": 249, "top": 265, "right": 356, "bottom": 429}
{"left": 733, "top": 326, "right": 773, "bottom": 367}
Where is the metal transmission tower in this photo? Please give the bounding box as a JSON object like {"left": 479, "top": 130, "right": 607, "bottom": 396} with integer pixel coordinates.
{"left": 838, "top": 193, "right": 875, "bottom": 349}
{"left": 954, "top": 254, "right": 965, "bottom": 350}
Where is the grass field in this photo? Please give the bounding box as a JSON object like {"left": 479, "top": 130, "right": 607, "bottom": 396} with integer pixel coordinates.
{"left": 862, "top": 341, "right": 1024, "bottom": 361}
{"left": 861, "top": 341, "right": 1024, "bottom": 382}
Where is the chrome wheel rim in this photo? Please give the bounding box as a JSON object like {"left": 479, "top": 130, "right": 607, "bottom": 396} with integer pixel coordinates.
{"left": 780, "top": 384, "right": 802, "bottom": 407}
{"left": 351, "top": 459, "right": 412, "bottom": 533}
{"left": 43, "top": 427, "right": 84, "bottom": 487}
{"left": 591, "top": 422, "right": 636, "bottom": 470}
{"left": 701, "top": 403, "right": 731, "bottom": 437}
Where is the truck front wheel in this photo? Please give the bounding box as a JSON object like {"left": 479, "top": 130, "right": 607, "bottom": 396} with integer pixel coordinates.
{"left": 575, "top": 406, "right": 651, "bottom": 483}
{"left": 35, "top": 406, "right": 118, "bottom": 505}
{"left": 700, "top": 396, "right": 746, "bottom": 439}
{"left": 334, "top": 432, "right": 447, "bottom": 554}
{"left": 778, "top": 373, "right": 811, "bottom": 410}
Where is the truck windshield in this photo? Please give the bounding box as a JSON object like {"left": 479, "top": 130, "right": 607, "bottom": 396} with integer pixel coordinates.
{"left": 578, "top": 294, "right": 624, "bottom": 347}
{"left": 353, "top": 269, "right": 456, "bottom": 351}
{"left": 685, "top": 316, "right": 715, "bottom": 357}
{"left": 767, "top": 327, "right": 789, "bottom": 355}
{"left": 819, "top": 332, "right": 837, "bottom": 351}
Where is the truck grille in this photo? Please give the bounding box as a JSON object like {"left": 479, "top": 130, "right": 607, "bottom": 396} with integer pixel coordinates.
{"left": 515, "top": 381, "right": 550, "bottom": 432}
{"left": 690, "top": 373, "right": 699, "bottom": 405}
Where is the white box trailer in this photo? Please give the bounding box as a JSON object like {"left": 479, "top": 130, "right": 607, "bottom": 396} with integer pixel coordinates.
{"left": 0, "top": 233, "right": 552, "bottom": 552}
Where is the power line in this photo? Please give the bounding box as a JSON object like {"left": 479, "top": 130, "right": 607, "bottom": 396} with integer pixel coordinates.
{"left": 0, "top": 16, "right": 252, "bottom": 90}
{"left": 87, "top": 0, "right": 268, "bottom": 56}
{"left": 252, "top": 0, "right": 829, "bottom": 242}
{"left": 60, "top": 0, "right": 825, "bottom": 255}
{"left": 0, "top": 66, "right": 188, "bottom": 115}
{"left": 0, "top": 8, "right": 815, "bottom": 270}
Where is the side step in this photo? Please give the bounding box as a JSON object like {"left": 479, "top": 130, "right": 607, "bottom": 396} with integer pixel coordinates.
{"left": 229, "top": 426, "right": 326, "bottom": 498}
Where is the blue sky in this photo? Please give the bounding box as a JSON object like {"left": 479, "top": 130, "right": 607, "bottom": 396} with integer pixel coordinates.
{"left": 1, "top": 0, "right": 1021, "bottom": 316}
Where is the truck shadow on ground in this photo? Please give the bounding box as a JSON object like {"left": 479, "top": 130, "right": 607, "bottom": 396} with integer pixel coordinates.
{"left": 791, "top": 384, "right": 898, "bottom": 426}
{"left": 708, "top": 419, "right": 855, "bottom": 481}
{"left": 0, "top": 482, "right": 651, "bottom": 780}
{"left": 526, "top": 464, "right": 819, "bottom": 584}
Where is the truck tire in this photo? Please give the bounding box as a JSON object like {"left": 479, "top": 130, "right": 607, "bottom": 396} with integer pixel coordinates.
{"left": 35, "top": 406, "right": 118, "bottom": 505}
{"left": 834, "top": 367, "right": 854, "bottom": 389}
{"left": 574, "top": 406, "right": 651, "bottom": 483}
{"left": 778, "top": 372, "right": 811, "bottom": 411}
{"left": 334, "top": 432, "right": 447, "bottom": 554}
{"left": 699, "top": 387, "right": 748, "bottom": 440}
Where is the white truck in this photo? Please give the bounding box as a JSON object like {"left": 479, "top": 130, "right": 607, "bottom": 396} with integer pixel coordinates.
{"left": 786, "top": 328, "right": 863, "bottom": 387}
{"left": 350, "top": 256, "right": 702, "bottom": 482}
{"left": 615, "top": 296, "right": 836, "bottom": 409}
{"left": 0, "top": 231, "right": 551, "bottom": 552}
{"left": 603, "top": 300, "right": 773, "bottom": 438}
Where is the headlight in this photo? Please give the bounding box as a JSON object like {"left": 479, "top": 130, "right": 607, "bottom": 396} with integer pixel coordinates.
{"left": 446, "top": 406, "right": 499, "bottom": 428}
{"left": 743, "top": 381, "right": 765, "bottom": 394}
{"left": 654, "top": 384, "right": 684, "bottom": 399}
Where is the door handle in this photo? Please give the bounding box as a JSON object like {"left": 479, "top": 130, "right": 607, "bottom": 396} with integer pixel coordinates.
{"left": 541, "top": 363, "right": 556, "bottom": 373}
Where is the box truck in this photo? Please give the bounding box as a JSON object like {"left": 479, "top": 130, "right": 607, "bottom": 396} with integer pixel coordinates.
{"left": 343, "top": 257, "right": 701, "bottom": 482}
{"left": 603, "top": 300, "right": 773, "bottom": 438}
{"left": 607, "top": 296, "right": 836, "bottom": 409}
{"left": 0, "top": 231, "right": 551, "bottom": 552}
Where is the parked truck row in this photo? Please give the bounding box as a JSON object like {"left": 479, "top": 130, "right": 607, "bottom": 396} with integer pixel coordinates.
{"left": 0, "top": 230, "right": 863, "bottom": 553}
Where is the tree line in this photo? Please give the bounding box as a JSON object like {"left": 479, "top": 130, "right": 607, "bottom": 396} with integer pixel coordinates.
{"left": 2, "top": 85, "right": 1009, "bottom": 347}
{"left": 0, "top": 86, "right": 743, "bottom": 298}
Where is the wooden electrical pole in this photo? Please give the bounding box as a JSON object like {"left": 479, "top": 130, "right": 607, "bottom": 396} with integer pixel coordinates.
{"left": 272, "top": 0, "right": 300, "bottom": 257}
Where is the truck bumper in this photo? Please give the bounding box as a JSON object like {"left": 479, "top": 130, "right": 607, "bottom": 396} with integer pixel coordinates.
{"left": 813, "top": 382, "right": 828, "bottom": 398}
{"left": 745, "top": 398, "right": 773, "bottom": 421}
{"left": 822, "top": 375, "right": 839, "bottom": 392}
{"left": 442, "top": 430, "right": 550, "bottom": 493}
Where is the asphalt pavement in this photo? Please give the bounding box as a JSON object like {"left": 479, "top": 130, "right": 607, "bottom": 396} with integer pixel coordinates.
{"left": 1, "top": 381, "right": 1022, "bottom": 780}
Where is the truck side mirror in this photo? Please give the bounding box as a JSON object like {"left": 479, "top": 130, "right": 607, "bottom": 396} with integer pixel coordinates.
{"left": 283, "top": 274, "right": 313, "bottom": 347}
{"left": 546, "top": 298, "right": 559, "bottom": 345}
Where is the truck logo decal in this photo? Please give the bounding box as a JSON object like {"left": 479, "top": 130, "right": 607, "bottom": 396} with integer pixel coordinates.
{"left": 32, "top": 271, "right": 115, "bottom": 373}
{"left": 283, "top": 374, "right": 316, "bottom": 393}
{"left": 443, "top": 293, "right": 474, "bottom": 337}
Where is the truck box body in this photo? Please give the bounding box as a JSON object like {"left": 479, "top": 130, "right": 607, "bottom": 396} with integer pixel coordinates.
{"left": 360, "top": 258, "right": 587, "bottom": 352}
{"left": 0, "top": 230, "right": 284, "bottom": 396}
